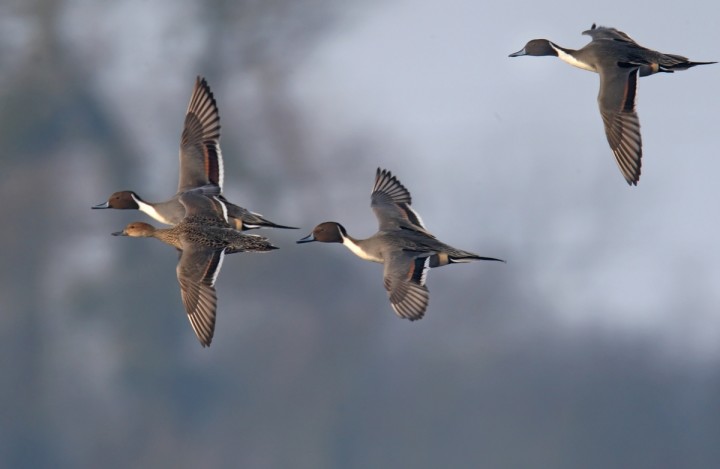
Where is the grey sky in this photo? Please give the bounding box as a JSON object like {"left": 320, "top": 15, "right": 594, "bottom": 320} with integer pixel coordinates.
{"left": 3, "top": 0, "right": 720, "bottom": 466}
{"left": 295, "top": 0, "right": 720, "bottom": 354}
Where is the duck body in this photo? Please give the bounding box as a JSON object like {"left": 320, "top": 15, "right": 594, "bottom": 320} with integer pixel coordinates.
{"left": 96, "top": 190, "right": 295, "bottom": 231}
{"left": 93, "top": 76, "right": 296, "bottom": 231}
{"left": 298, "top": 169, "right": 503, "bottom": 321}
{"left": 510, "top": 24, "right": 715, "bottom": 185}
{"left": 123, "top": 217, "right": 277, "bottom": 254}
{"left": 113, "top": 190, "right": 277, "bottom": 347}
{"left": 337, "top": 228, "right": 496, "bottom": 268}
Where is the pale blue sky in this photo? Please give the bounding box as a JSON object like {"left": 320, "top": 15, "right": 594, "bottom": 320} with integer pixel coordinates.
{"left": 290, "top": 0, "right": 720, "bottom": 354}
{"left": 3, "top": 1, "right": 720, "bottom": 467}
{"left": 45, "top": 0, "right": 719, "bottom": 356}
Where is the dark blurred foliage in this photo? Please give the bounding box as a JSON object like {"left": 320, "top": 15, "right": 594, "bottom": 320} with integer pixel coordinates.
{"left": 1, "top": 1, "right": 719, "bottom": 468}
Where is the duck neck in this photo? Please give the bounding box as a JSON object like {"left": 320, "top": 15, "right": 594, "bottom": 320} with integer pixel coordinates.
{"left": 152, "top": 227, "right": 183, "bottom": 250}
{"left": 132, "top": 195, "right": 175, "bottom": 225}
{"left": 341, "top": 234, "right": 383, "bottom": 263}
{"left": 550, "top": 43, "right": 596, "bottom": 72}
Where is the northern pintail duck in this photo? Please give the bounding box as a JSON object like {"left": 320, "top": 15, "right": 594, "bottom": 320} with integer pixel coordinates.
{"left": 93, "top": 76, "right": 296, "bottom": 230}
{"left": 510, "top": 24, "right": 715, "bottom": 185}
{"left": 297, "top": 168, "right": 504, "bottom": 320}
{"left": 113, "top": 190, "right": 278, "bottom": 347}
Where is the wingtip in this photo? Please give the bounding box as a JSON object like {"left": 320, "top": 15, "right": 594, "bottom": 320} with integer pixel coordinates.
{"left": 621, "top": 165, "right": 641, "bottom": 186}
{"left": 581, "top": 23, "right": 598, "bottom": 36}
{"left": 376, "top": 167, "right": 391, "bottom": 181}
{"left": 391, "top": 303, "right": 426, "bottom": 321}
{"left": 191, "top": 322, "right": 215, "bottom": 348}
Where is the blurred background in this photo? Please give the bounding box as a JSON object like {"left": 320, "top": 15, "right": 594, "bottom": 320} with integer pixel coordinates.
{"left": 2, "top": 0, "right": 719, "bottom": 467}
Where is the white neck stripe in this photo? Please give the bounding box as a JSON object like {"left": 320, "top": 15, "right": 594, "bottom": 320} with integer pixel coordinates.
{"left": 133, "top": 195, "right": 174, "bottom": 225}
{"left": 342, "top": 236, "right": 382, "bottom": 263}
{"left": 550, "top": 44, "right": 596, "bottom": 72}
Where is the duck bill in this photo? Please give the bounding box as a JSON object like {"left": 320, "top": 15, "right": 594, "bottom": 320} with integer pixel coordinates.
{"left": 296, "top": 233, "right": 316, "bottom": 244}
{"left": 111, "top": 230, "right": 128, "bottom": 237}
{"left": 508, "top": 48, "right": 527, "bottom": 57}
{"left": 92, "top": 201, "right": 110, "bottom": 209}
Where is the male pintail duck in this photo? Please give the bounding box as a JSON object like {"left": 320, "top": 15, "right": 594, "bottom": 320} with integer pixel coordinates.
{"left": 297, "top": 168, "right": 504, "bottom": 320}
{"left": 113, "top": 190, "right": 277, "bottom": 347}
{"left": 509, "top": 24, "right": 715, "bottom": 185}
{"left": 93, "top": 76, "right": 296, "bottom": 230}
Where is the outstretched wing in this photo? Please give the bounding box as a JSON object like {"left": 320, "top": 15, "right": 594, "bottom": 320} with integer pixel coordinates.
{"left": 178, "top": 190, "right": 228, "bottom": 222}
{"left": 597, "top": 68, "right": 642, "bottom": 185}
{"left": 371, "top": 168, "right": 431, "bottom": 235}
{"left": 176, "top": 245, "right": 225, "bottom": 347}
{"left": 178, "top": 76, "right": 223, "bottom": 192}
{"left": 582, "top": 24, "right": 637, "bottom": 44}
{"left": 383, "top": 252, "right": 430, "bottom": 321}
